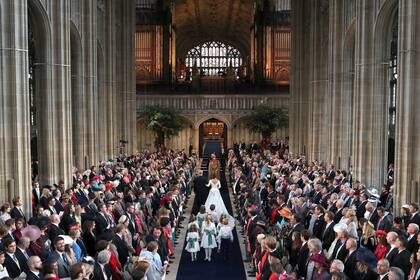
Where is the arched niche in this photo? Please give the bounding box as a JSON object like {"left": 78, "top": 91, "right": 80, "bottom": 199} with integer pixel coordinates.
{"left": 70, "top": 21, "right": 84, "bottom": 170}
{"left": 28, "top": 0, "right": 53, "bottom": 185}
{"left": 372, "top": 0, "right": 398, "bottom": 186}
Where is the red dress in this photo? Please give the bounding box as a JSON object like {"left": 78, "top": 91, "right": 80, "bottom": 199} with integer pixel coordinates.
{"left": 108, "top": 248, "right": 122, "bottom": 280}
{"left": 374, "top": 243, "right": 389, "bottom": 260}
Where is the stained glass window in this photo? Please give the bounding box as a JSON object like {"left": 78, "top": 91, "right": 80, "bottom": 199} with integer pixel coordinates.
{"left": 185, "top": 41, "right": 242, "bottom": 76}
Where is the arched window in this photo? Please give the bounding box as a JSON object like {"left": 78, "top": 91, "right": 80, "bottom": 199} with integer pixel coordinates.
{"left": 185, "top": 41, "right": 243, "bottom": 76}
{"left": 387, "top": 15, "right": 398, "bottom": 167}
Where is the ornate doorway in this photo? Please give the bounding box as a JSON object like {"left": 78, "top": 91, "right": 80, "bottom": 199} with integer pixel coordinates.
{"left": 199, "top": 118, "right": 227, "bottom": 157}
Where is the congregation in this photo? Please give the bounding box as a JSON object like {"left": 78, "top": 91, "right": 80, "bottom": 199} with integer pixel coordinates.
{"left": 229, "top": 140, "right": 420, "bottom": 280}
{"left": 0, "top": 149, "right": 197, "bottom": 279}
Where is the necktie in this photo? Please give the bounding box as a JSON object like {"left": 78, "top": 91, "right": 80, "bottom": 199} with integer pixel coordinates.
{"left": 62, "top": 253, "right": 70, "bottom": 265}
{"left": 13, "top": 255, "right": 20, "bottom": 268}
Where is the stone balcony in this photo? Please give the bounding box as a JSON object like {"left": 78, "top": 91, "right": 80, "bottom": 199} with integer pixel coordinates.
{"left": 136, "top": 93, "right": 289, "bottom": 127}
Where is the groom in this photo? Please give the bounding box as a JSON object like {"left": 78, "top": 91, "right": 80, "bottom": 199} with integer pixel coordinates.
{"left": 192, "top": 170, "right": 210, "bottom": 214}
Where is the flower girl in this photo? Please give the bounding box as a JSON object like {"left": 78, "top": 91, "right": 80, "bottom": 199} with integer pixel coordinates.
{"left": 216, "top": 218, "right": 234, "bottom": 260}
{"left": 201, "top": 214, "right": 217, "bottom": 261}
{"left": 197, "top": 205, "right": 207, "bottom": 229}
{"left": 185, "top": 224, "right": 200, "bottom": 261}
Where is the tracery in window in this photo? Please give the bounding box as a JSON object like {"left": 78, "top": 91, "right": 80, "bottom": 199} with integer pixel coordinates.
{"left": 185, "top": 41, "right": 243, "bottom": 77}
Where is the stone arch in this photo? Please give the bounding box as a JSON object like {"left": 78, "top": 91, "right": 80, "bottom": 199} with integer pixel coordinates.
{"left": 70, "top": 20, "right": 85, "bottom": 169}
{"left": 194, "top": 115, "right": 232, "bottom": 130}
{"left": 372, "top": 0, "right": 398, "bottom": 184}
{"left": 28, "top": 0, "right": 54, "bottom": 185}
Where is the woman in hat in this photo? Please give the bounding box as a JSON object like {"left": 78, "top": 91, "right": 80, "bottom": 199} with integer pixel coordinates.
{"left": 374, "top": 230, "right": 389, "bottom": 260}
{"left": 309, "top": 253, "right": 331, "bottom": 280}
{"left": 117, "top": 215, "right": 135, "bottom": 255}
{"left": 354, "top": 247, "right": 378, "bottom": 280}
{"left": 360, "top": 221, "right": 377, "bottom": 251}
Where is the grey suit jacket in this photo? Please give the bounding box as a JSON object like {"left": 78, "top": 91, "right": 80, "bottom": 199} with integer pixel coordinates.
{"left": 51, "top": 251, "right": 71, "bottom": 279}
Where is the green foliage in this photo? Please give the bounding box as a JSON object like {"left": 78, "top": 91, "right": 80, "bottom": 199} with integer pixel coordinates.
{"left": 139, "top": 105, "right": 183, "bottom": 144}
{"left": 245, "top": 105, "right": 288, "bottom": 139}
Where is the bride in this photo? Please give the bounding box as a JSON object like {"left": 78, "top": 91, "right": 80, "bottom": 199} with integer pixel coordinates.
{"left": 204, "top": 174, "right": 234, "bottom": 226}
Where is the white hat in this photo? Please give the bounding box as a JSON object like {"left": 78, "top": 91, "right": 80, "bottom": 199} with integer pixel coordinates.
{"left": 333, "top": 223, "right": 348, "bottom": 233}
{"left": 367, "top": 188, "right": 380, "bottom": 198}
{"left": 59, "top": 235, "right": 74, "bottom": 245}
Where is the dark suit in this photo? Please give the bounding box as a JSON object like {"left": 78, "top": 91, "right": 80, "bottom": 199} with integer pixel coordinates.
{"left": 313, "top": 215, "right": 326, "bottom": 239}
{"left": 410, "top": 212, "right": 420, "bottom": 227}
{"left": 344, "top": 250, "right": 358, "bottom": 280}
{"left": 192, "top": 175, "right": 209, "bottom": 214}
{"left": 82, "top": 232, "right": 96, "bottom": 257}
{"left": 297, "top": 242, "right": 309, "bottom": 277}
{"left": 95, "top": 213, "right": 110, "bottom": 236}
{"left": 385, "top": 246, "right": 398, "bottom": 265}
{"left": 93, "top": 262, "right": 112, "bottom": 280}
{"left": 407, "top": 235, "right": 419, "bottom": 254}
{"left": 330, "top": 239, "right": 348, "bottom": 262}
{"left": 322, "top": 222, "right": 336, "bottom": 250}
{"left": 4, "top": 253, "right": 21, "bottom": 278}
{"left": 334, "top": 208, "right": 344, "bottom": 224}
{"left": 48, "top": 224, "right": 65, "bottom": 243}
{"left": 26, "top": 271, "right": 44, "bottom": 280}
{"left": 247, "top": 217, "right": 259, "bottom": 254}
{"left": 376, "top": 214, "right": 393, "bottom": 232}
{"left": 10, "top": 207, "right": 26, "bottom": 221}
{"left": 392, "top": 249, "right": 411, "bottom": 279}
{"left": 15, "top": 247, "right": 30, "bottom": 272}
{"left": 356, "top": 200, "right": 368, "bottom": 219}
{"left": 113, "top": 234, "right": 130, "bottom": 267}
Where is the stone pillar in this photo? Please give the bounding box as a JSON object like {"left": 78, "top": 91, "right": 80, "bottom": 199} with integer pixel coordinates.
{"left": 104, "top": 0, "right": 117, "bottom": 159}
{"left": 33, "top": 0, "right": 72, "bottom": 188}
{"left": 193, "top": 128, "right": 199, "bottom": 155}
{"left": 0, "top": 0, "right": 32, "bottom": 216}
{"left": 290, "top": 0, "right": 310, "bottom": 156}
{"left": 394, "top": 0, "right": 420, "bottom": 211}
{"left": 307, "top": 0, "right": 330, "bottom": 162}
{"left": 83, "top": 0, "right": 98, "bottom": 167}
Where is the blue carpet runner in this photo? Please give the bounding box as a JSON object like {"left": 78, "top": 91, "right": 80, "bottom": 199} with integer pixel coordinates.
{"left": 176, "top": 141, "right": 246, "bottom": 280}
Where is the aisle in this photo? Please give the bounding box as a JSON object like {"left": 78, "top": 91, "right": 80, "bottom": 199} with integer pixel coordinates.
{"left": 176, "top": 141, "right": 246, "bottom": 280}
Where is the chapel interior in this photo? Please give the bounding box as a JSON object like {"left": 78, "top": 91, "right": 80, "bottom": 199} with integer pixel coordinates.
{"left": 0, "top": 0, "right": 419, "bottom": 277}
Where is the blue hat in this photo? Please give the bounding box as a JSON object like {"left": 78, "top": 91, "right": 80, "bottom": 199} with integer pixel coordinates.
{"left": 356, "top": 247, "right": 377, "bottom": 269}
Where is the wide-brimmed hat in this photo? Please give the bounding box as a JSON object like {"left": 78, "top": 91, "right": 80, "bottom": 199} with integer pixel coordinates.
{"left": 309, "top": 253, "right": 329, "bottom": 267}
{"left": 59, "top": 235, "right": 74, "bottom": 245}
{"left": 22, "top": 225, "right": 41, "bottom": 241}
{"left": 356, "top": 247, "right": 377, "bottom": 269}
{"left": 278, "top": 207, "right": 293, "bottom": 219}
{"left": 333, "top": 222, "right": 348, "bottom": 233}
{"left": 367, "top": 188, "right": 380, "bottom": 198}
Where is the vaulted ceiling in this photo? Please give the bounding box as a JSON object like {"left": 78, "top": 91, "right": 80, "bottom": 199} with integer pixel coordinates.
{"left": 173, "top": 0, "right": 255, "bottom": 59}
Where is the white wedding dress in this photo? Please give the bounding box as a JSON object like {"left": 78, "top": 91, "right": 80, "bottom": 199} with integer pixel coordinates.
{"left": 204, "top": 179, "right": 235, "bottom": 227}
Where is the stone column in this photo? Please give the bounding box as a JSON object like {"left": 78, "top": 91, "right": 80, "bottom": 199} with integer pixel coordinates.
{"left": 193, "top": 128, "right": 199, "bottom": 155}
{"left": 394, "top": 0, "right": 420, "bottom": 211}
{"left": 0, "top": 0, "right": 32, "bottom": 216}
{"left": 307, "top": 0, "right": 330, "bottom": 162}
{"left": 352, "top": 0, "right": 377, "bottom": 187}
{"left": 290, "top": 0, "right": 310, "bottom": 156}
{"left": 104, "top": 0, "right": 117, "bottom": 159}
{"left": 34, "top": 0, "right": 72, "bottom": 188}
{"left": 83, "top": 0, "right": 98, "bottom": 167}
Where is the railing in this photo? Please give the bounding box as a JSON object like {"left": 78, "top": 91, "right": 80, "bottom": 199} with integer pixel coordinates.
{"left": 136, "top": 94, "right": 289, "bottom": 115}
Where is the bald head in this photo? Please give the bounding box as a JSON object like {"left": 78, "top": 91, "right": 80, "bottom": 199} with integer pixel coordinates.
{"left": 386, "top": 231, "right": 398, "bottom": 245}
